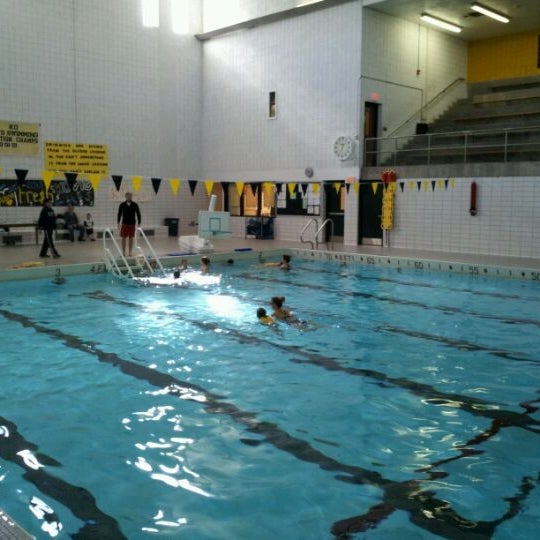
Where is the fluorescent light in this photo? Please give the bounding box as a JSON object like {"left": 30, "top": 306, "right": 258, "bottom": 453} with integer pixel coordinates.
{"left": 420, "top": 13, "right": 462, "bottom": 33}
{"left": 142, "top": 0, "right": 159, "bottom": 28}
{"left": 471, "top": 3, "right": 510, "bottom": 23}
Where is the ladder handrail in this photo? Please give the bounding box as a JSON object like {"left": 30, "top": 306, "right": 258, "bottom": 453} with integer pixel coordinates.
{"left": 102, "top": 228, "right": 135, "bottom": 278}
{"left": 315, "top": 218, "right": 334, "bottom": 251}
{"left": 299, "top": 218, "right": 318, "bottom": 249}
{"left": 136, "top": 227, "right": 166, "bottom": 274}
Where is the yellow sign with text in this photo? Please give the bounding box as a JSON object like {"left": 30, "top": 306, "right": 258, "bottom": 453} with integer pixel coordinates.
{"left": 0, "top": 120, "right": 40, "bottom": 155}
{"left": 45, "top": 142, "right": 109, "bottom": 175}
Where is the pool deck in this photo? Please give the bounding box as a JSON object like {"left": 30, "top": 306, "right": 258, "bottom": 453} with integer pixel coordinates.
{"left": 1, "top": 235, "right": 540, "bottom": 281}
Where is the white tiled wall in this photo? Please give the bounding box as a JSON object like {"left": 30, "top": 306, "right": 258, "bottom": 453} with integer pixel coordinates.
{"left": 0, "top": 0, "right": 204, "bottom": 234}
{"left": 390, "top": 177, "right": 540, "bottom": 259}
{"left": 1, "top": 1, "right": 536, "bottom": 261}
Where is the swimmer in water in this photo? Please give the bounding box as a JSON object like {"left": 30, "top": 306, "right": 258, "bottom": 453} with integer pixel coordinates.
{"left": 257, "top": 307, "right": 276, "bottom": 326}
{"left": 265, "top": 254, "right": 291, "bottom": 270}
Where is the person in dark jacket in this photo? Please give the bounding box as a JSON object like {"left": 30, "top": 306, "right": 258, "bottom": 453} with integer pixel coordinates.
{"left": 117, "top": 192, "right": 141, "bottom": 257}
{"left": 38, "top": 200, "right": 61, "bottom": 258}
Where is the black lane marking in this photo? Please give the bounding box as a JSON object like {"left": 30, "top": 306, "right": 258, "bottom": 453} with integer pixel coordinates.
{"left": 378, "top": 324, "right": 538, "bottom": 366}
{"left": 80, "top": 292, "right": 540, "bottom": 434}
{"left": 237, "top": 272, "right": 540, "bottom": 330}
{"left": 0, "top": 306, "right": 533, "bottom": 539}
{"left": 0, "top": 415, "right": 126, "bottom": 539}
{"left": 293, "top": 262, "right": 540, "bottom": 303}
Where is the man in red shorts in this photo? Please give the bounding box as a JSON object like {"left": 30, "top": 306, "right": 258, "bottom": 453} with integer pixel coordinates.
{"left": 117, "top": 192, "right": 141, "bottom": 257}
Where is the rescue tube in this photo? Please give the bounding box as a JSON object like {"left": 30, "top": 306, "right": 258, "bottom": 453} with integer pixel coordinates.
{"left": 469, "top": 181, "right": 478, "bottom": 216}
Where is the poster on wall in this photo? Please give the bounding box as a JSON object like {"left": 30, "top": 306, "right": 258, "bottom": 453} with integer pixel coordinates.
{"left": 0, "top": 120, "right": 40, "bottom": 155}
{"left": 45, "top": 142, "right": 109, "bottom": 175}
{"left": 0, "top": 179, "right": 94, "bottom": 207}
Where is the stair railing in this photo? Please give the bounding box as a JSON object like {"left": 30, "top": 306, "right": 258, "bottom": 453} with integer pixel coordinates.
{"left": 386, "top": 77, "right": 466, "bottom": 139}
{"left": 315, "top": 218, "right": 334, "bottom": 251}
{"left": 299, "top": 218, "right": 318, "bottom": 249}
{"left": 135, "top": 227, "right": 166, "bottom": 275}
{"left": 102, "top": 228, "right": 135, "bottom": 278}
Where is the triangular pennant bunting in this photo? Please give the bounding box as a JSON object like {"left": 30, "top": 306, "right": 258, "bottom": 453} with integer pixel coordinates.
{"left": 42, "top": 170, "right": 55, "bottom": 192}
{"left": 399, "top": 182, "right": 404, "bottom": 192}
{"left": 250, "top": 183, "right": 259, "bottom": 197}
{"left": 416, "top": 181, "right": 422, "bottom": 191}
{"left": 345, "top": 183, "right": 350, "bottom": 194}
{"left": 444, "top": 179, "right": 449, "bottom": 190}
{"left": 89, "top": 174, "right": 102, "bottom": 192}
{"left": 65, "top": 172, "right": 78, "bottom": 190}
{"left": 312, "top": 183, "right": 320, "bottom": 194}
{"left": 431, "top": 180, "right": 436, "bottom": 191}
{"left": 371, "top": 182, "right": 378, "bottom": 195}
{"left": 236, "top": 182, "right": 245, "bottom": 197}
{"left": 112, "top": 175, "right": 123, "bottom": 191}
{"left": 151, "top": 177, "right": 162, "bottom": 195}
{"left": 188, "top": 180, "right": 198, "bottom": 196}
{"left": 15, "top": 168, "right": 28, "bottom": 186}
{"left": 132, "top": 175, "right": 142, "bottom": 193}
{"left": 170, "top": 178, "right": 180, "bottom": 195}
{"left": 287, "top": 183, "right": 297, "bottom": 197}
{"left": 353, "top": 183, "right": 360, "bottom": 194}
{"left": 333, "top": 182, "right": 341, "bottom": 194}
{"left": 204, "top": 180, "right": 214, "bottom": 196}
{"left": 301, "top": 183, "right": 309, "bottom": 196}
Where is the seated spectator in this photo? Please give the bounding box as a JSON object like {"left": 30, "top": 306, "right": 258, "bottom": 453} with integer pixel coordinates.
{"left": 84, "top": 212, "right": 96, "bottom": 241}
{"left": 63, "top": 205, "right": 85, "bottom": 242}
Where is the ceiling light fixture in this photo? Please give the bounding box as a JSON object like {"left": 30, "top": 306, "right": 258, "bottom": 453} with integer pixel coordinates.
{"left": 420, "top": 13, "right": 462, "bottom": 33}
{"left": 471, "top": 3, "right": 510, "bottom": 23}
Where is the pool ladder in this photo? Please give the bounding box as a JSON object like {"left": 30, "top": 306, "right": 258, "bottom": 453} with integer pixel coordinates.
{"left": 299, "top": 218, "right": 335, "bottom": 250}
{"left": 103, "top": 227, "right": 166, "bottom": 278}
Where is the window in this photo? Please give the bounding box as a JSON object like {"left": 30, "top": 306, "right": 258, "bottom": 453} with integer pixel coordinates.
{"left": 226, "top": 183, "right": 277, "bottom": 217}
{"left": 142, "top": 0, "right": 159, "bottom": 28}
{"left": 171, "top": 0, "right": 190, "bottom": 34}
{"left": 268, "top": 91, "right": 276, "bottom": 118}
{"left": 276, "top": 183, "right": 320, "bottom": 216}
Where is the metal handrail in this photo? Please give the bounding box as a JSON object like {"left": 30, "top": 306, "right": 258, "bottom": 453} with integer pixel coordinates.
{"left": 299, "top": 218, "right": 318, "bottom": 249}
{"left": 387, "top": 77, "right": 465, "bottom": 138}
{"left": 364, "top": 124, "right": 540, "bottom": 167}
{"left": 102, "top": 228, "right": 135, "bottom": 278}
{"left": 136, "top": 227, "right": 166, "bottom": 274}
{"left": 315, "top": 218, "right": 334, "bottom": 251}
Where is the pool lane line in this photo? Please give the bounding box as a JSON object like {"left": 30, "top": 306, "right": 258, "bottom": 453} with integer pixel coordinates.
{"left": 0, "top": 415, "right": 126, "bottom": 540}
{"left": 237, "top": 272, "right": 540, "bottom": 330}
{"left": 377, "top": 324, "right": 539, "bottom": 366}
{"left": 79, "top": 291, "right": 540, "bottom": 434}
{"left": 0, "top": 307, "right": 532, "bottom": 540}
{"left": 292, "top": 263, "right": 540, "bottom": 303}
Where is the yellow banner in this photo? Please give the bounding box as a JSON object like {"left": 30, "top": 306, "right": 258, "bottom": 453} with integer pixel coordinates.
{"left": 0, "top": 121, "right": 40, "bottom": 155}
{"left": 45, "top": 142, "right": 109, "bottom": 175}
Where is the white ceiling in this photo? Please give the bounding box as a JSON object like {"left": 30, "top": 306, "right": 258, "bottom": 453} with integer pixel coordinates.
{"left": 365, "top": 0, "right": 540, "bottom": 41}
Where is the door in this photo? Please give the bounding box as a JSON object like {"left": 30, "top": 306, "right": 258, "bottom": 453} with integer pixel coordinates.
{"left": 364, "top": 102, "right": 380, "bottom": 166}
{"left": 358, "top": 182, "right": 383, "bottom": 245}
{"left": 324, "top": 182, "right": 345, "bottom": 241}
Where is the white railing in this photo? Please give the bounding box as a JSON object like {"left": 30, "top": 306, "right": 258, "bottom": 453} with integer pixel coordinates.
{"left": 300, "top": 218, "right": 318, "bottom": 249}
{"left": 102, "top": 227, "right": 165, "bottom": 278}
{"left": 102, "top": 228, "right": 135, "bottom": 278}
{"left": 299, "top": 218, "right": 335, "bottom": 250}
{"left": 364, "top": 125, "right": 540, "bottom": 167}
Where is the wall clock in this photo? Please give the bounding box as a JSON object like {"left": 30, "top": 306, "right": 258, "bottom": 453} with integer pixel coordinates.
{"left": 333, "top": 135, "right": 354, "bottom": 161}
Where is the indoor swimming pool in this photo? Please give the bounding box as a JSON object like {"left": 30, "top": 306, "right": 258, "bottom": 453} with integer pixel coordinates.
{"left": 1, "top": 258, "right": 539, "bottom": 539}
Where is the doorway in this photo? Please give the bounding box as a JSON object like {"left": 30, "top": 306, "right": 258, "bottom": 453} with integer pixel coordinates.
{"left": 364, "top": 101, "right": 380, "bottom": 167}
{"left": 324, "top": 182, "right": 345, "bottom": 241}
{"left": 358, "top": 182, "right": 383, "bottom": 245}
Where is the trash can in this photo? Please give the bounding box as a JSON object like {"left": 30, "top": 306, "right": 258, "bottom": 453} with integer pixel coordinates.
{"left": 164, "top": 218, "right": 179, "bottom": 237}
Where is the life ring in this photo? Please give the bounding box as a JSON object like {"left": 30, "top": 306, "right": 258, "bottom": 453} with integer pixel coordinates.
{"left": 469, "top": 181, "right": 478, "bottom": 216}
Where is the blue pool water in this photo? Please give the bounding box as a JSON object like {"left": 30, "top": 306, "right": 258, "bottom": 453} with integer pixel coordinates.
{"left": 1, "top": 259, "right": 539, "bottom": 539}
